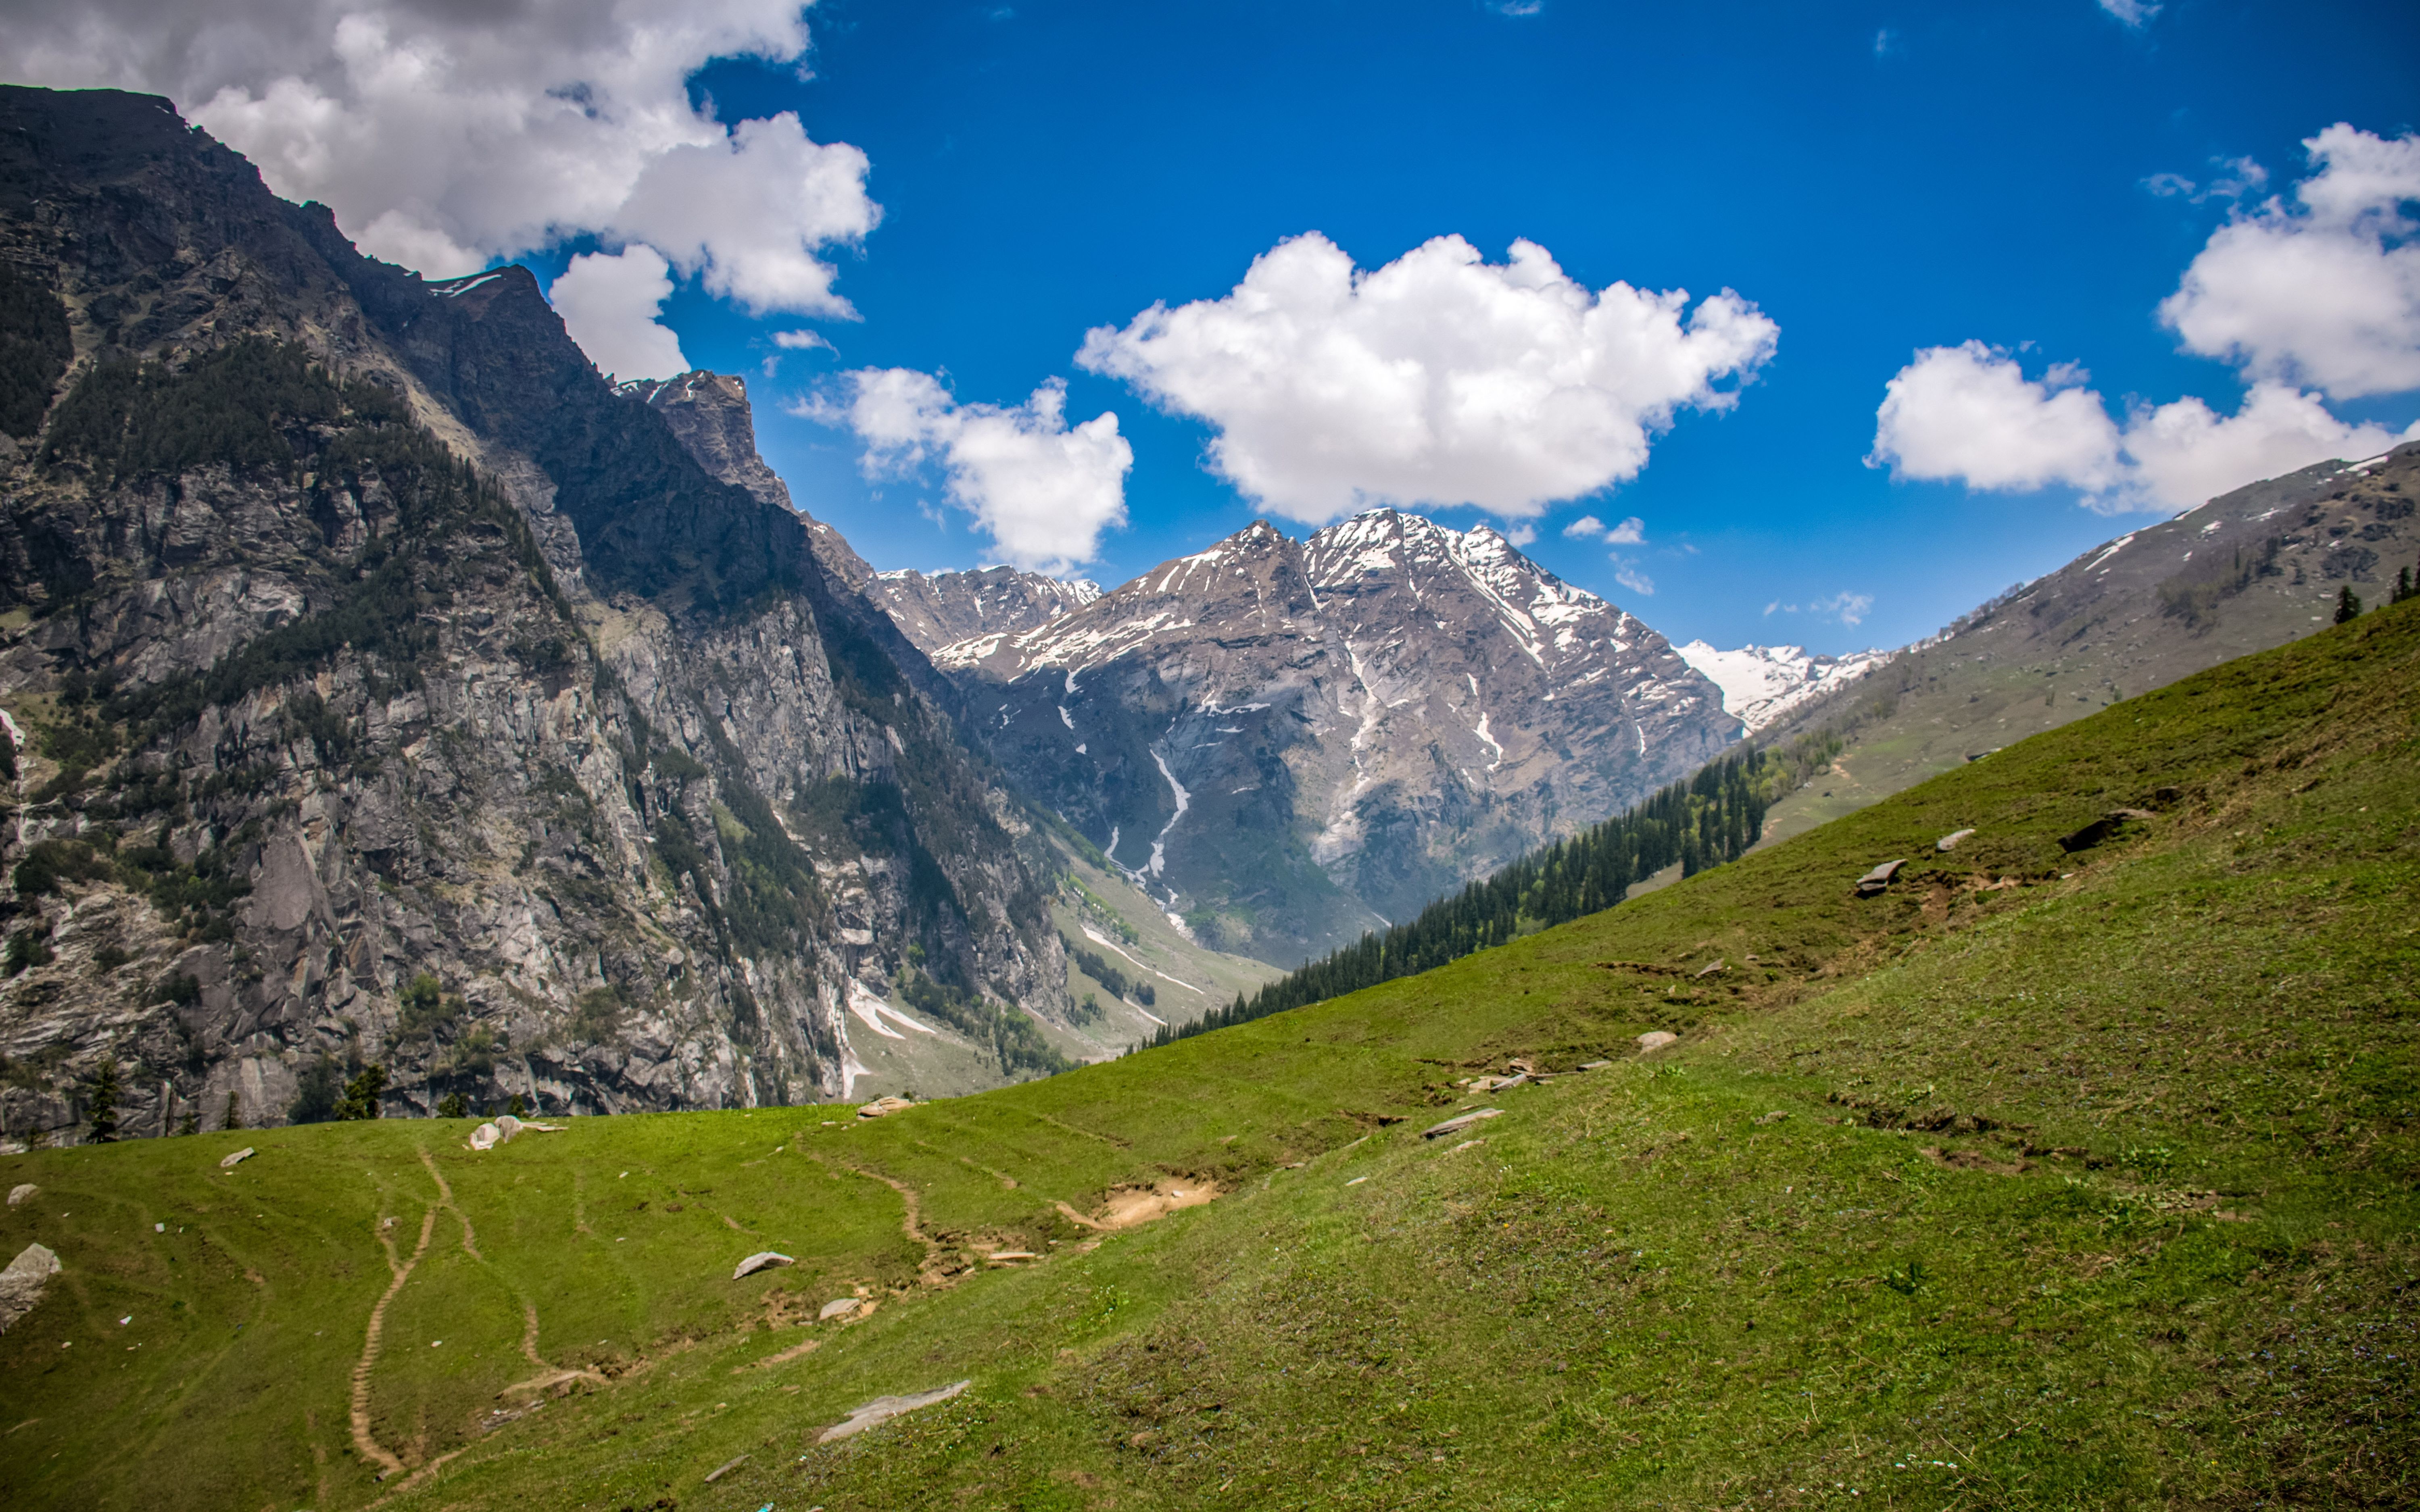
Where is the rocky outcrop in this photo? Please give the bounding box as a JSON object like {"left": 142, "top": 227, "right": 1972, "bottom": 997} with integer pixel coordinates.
{"left": 870, "top": 566, "right": 1099, "bottom": 657}
{"left": 941, "top": 510, "right": 1738, "bottom": 962}
{"left": 624, "top": 370, "right": 878, "bottom": 593}
{"left": 0, "top": 86, "right": 1067, "bottom": 1144}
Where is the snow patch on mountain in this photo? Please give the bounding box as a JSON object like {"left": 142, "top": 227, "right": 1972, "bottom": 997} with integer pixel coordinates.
{"left": 1675, "top": 641, "right": 1894, "bottom": 734}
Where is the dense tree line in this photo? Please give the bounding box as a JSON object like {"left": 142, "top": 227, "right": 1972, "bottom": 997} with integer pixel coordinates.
{"left": 1147, "top": 748, "right": 1798, "bottom": 1049}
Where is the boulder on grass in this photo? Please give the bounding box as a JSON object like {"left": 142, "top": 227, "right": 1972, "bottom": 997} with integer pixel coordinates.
{"left": 218, "top": 1147, "right": 255, "bottom": 1169}
{"left": 468, "top": 1123, "right": 502, "bottom": 1151}
{"left": 733, "top": 1251, "right": 795, "bottom": 1280}
{"left": 0, "top": 1243, "right": 61, "bottom": 1333}
{"left": 1636, "top": 1031, "right": 1679, "bottom": 1053}
{"left": 857, "top": 1096, "right": 914, "bottom": 1119}
{"left": 6, "top": 1183, "right": 34, "bottom": 1207}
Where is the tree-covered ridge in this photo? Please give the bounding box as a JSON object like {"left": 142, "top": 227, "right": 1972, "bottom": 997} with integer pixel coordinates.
{"left": 39, "top": 336, "right": 409, "bottom": 484}
{"left": 1153, "top": 746, "right": 1815, "bottom": 1047}
{"left": 0, "top": 260, "right": 71, "bottom": 439}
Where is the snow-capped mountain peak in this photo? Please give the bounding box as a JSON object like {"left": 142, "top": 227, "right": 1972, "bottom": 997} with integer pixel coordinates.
{"left": 1674, "top": 640, "right": 1894, "bottom": 734}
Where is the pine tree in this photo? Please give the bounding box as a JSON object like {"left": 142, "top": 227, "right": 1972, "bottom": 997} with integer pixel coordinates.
{"left": 507, "top": 1091, "right": 528, "bottom": 1117}
{"left": 2335, "top": 586, "right": 2364, "bottom": 624}
{"left": 436, "top": 1091, "right": 468, "bottom": 1119}
{"left": 87, "top": 1057, "right": 121, "bottom": 1143}
{"left": 2395, "top": 565, "right": 2415, "bottom": 605}
{"left": 334, "top": 1064, "right": 389, "bottom": 1120}
{"left": 176, "top": 1106, "right": 199, "bottom": 1136}
{"left": 222, "top": 1089, "right": 242, "bottom": 1131}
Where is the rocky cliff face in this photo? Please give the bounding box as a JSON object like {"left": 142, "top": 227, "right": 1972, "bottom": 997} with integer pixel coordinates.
{"left": 0, "top": 86, "right": 1069, "bottom": 1144}
{"left": 870, "top": 566, "right": 1099, "bottom": 658}
{"left": 623, "top": 369, "right": 878, "bottom": 594}
{"left": 941, "top": 510, "right": 1738, "bottom": 963}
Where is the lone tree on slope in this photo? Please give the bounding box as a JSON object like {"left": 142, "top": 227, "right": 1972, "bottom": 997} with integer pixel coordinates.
{"left": 2335, "top": 585, "right": 2364, "bottom": 624}
{"left": 87, "top": 1057, "right": 121, "bottom": 1143}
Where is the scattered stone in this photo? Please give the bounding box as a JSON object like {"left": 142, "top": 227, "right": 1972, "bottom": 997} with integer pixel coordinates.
{"left": 1421, "top": 1108, "right": 1504, "bottom": 1140}
{"left": 469, "top": 1123, "right": 503, "bottom": 1151}
{"left": 1855, "top": 860, "right": 1906, "bottom": 896}
{"left": 1636, "top": 1031, "right": 1679, "bottom": 1053}
{"left": 1467, "top": 1073, "right": 1527, "bottom": 1093}
{"left": 1576, "top": 1060, "right": 1614, "bottom": 1071}
{"left": 218, "top": 1147, "right": 256, "bottom": 1169}
{"left": 818, "top": 1297, "right": 864, "bottom": 1321}
{"left": 1446, "top": 1138, "right": 1485, "bottom": 1154}
{"left": 1692, "top": 959, "right": 1726, "bottom": 979}
{"left": 1755, "top": 1111, "right": 1790, "bottom": 1125}
{"left": 817, "top": 1379, "right": 972, "bottom": 1443}
{"left": 0, "top": 1242, "right": 62, "bottom": 1333}
{"left": 1936, "top": 828, "right": 1976, "bottom": 852}
{"left": 703, "top": 1454, "right": 749, "bottom": 1483}
{"left": 732, "top": 1251, "right": 795, "bottom": 1280}
{"left": 857, "top": 1096, "right": 915, "bottom": 1119}
{"left": 985, "top": 1251, "right": 1041, "bottom": 1264}
{"left": 494, "top": 1114, "right": 524, "bottom": 1139}
{"left": 6, "top": 1183, "right": 34, "bottom": 1207}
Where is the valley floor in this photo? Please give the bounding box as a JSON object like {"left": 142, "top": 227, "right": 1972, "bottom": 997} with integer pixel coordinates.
{"left": 2, "top": 602, "right": 2415, "bottom": 1510}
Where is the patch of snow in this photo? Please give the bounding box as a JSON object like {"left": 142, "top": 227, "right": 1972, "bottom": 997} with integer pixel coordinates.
{"left": 1148, "top": 748, "right": 1191, "bottom": 875}
{"left": 1673, "top": 641, "right": 1893, "bottom": 735}
{"left": 2084, "top": 533, "right": 2138, "bottom": 572}
{"left": 1058, "top": 705, "right": 1075, "bottom": 729}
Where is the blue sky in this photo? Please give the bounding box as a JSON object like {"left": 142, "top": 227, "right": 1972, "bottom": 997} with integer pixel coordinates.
{"left": 12, "top": 0, "right": 2416, "bottom": 653}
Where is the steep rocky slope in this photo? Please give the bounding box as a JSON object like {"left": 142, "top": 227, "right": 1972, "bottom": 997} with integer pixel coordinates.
{"left": 623, "top": 369, "right": 879, "bottom": 594}
{"left": 0, "top": 87, "right": 1072, "bottom": 1142}
{"left": 940, "top": 511, "right": 1738, "bottom": 963}
{"left": 870, "top": 566, "right": 1098, "bottom": 657}
{"left": 1752, "top": 441, "right": 2420, "bottom": 845}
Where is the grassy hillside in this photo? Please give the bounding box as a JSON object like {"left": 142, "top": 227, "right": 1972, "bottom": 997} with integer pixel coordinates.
{"left": 1753, "top": 442, "right": 2420, "bottom": 853}
{"left": 2, "top": 598, "right": 2415, "bottom": 1510}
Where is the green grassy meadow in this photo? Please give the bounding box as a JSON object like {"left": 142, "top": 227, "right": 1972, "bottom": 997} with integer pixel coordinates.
{"left": 2, "top": 600, "right": 2416, "bottom": 1510}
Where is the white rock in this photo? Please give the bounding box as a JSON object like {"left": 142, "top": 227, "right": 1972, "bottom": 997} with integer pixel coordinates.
{"left": 0, "top": 1242, "right": 62, "bottom": 1333}
{"left": 494, "top": 1114, "right": 523, "bottom": 1140}
{"left": 733, "top": 1251, "right": 795, "bottom": 1280}
{"left": 6, "top": 1183, "right": 34, "bottom": 1207}
{"left": 469, "top": 1123, "right": 502, "bottom": 1151}
{"left": 1636, "top": 1031, "right": 1679, "bottom": 1052}
{"left": 818, "top": 1297, "right": 864, "bottom": 1321}
{"left": 218, "top": 1147, "right": 256, "bottom": 1169}
{"left": 817, "top": 1379, "right": 971, "bottom": 1443}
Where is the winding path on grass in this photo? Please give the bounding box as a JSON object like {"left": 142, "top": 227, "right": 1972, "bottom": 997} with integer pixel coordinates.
{"left": 351, "top": 1206, "right": 436, "bottom": 1478}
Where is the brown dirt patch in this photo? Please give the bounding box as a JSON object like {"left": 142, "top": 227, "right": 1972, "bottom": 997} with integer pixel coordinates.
{"left": 1091, "top": 1179, "right": 1222, "bottom": 1229}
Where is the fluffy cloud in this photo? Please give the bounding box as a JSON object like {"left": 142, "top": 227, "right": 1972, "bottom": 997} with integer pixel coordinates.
{"left": 1869, "top": 343, "right": 2124, "bottom": 494}
{"left": 2097, "top": 0, "right": 2160, "bottom": 28}
{"left": 0, "top": 0, "right": 876, "bottom": 317}
{"left": 549, "top": 246, "right": 688, "bottom": 381}
{"left": 1869, "top": 343, "right": 2411, "bottom": 512}
{"left": 836, "top": 370, "right": 1131, "bottom": 574}
{"left": 1076, "top": 232, "right": 1777, "bottom": 525}
{"left": 1611, "top": 562, "right": 1654, "bottom": 597}
{"left": 2159, "top": 125, "right": 2420, "bottom": 399}
{"left": 1604, "top": 515, "right": 1647, "bottom": 545}
{"left": 1562, "top": 514, "right": 1606, "bottom": 539}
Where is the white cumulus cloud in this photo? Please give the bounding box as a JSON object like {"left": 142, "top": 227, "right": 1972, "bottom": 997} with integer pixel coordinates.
{"left": 1604, "top": 515, "right": 1647, "bottom": 545}
{"left": 2159, "top": 125, "right": 2420, "bottom": 400}
{"left": 549, "top": 246, "right": 688, "bottom": 381}
{"left": 2097, "top": 0, "right": 2160, "bottom": 28}
{"left": 1076, "top": 232, "right": 1777, "bottom": 525}
{"left": 1611, "top": 563, "right": 1655, "bottom": 597}
{"left": 1562, "top": 514, "right": 1606, "bottom": 539}
{"left": 0, "top": 0, "right": 877, "bottom": 326}
{"left": 834, "top": 370, "right": 1132, "bottom": 575}
{"left": 1870, "top": 342, "right": 2124, "bottom": 494}
{"left": 1869, "top": 343, "right": 2412, "bottom": 512}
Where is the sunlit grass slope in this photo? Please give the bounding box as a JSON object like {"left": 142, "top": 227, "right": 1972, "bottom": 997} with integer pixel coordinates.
{"left": 2, "top": 601, "right": 2414, "bottom": 1510}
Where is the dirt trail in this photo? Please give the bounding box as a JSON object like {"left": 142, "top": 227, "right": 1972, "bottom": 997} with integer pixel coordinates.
{"left": 417, "top": 1147, "right": 482, "bottom": 1259}
{"left": 821, "top": 1159, "right": 949, "bottom": 1284}
{"left": 352, "top": 1206, "right": 436, "bottom": 1478}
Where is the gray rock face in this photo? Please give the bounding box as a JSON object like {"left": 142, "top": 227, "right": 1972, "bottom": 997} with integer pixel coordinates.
{"left": 869, "top": 567, "right": 1099, "bottom": 658}
{"left": 0, "top": 86, "right": 1066, "bottom": 1143}
{"left": 940, "top": 511, "right": 1739, "bottom": 962}
{"left": 625, "top": 370, "right": 878, "bottom": 593}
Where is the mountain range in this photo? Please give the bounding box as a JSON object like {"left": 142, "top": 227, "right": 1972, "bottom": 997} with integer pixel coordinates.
{"left": 0, "top": 85, "right": 2410, "bottom": 1145}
